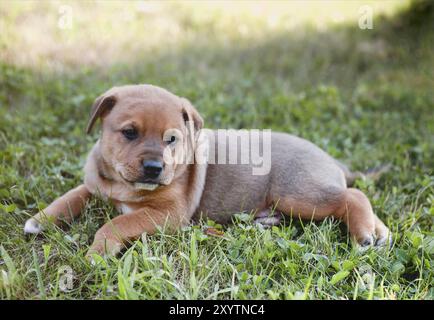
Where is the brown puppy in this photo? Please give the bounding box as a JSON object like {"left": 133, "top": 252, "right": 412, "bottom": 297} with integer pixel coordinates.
{"left": 24, "top": 84, "right": 391, "bottom": 257}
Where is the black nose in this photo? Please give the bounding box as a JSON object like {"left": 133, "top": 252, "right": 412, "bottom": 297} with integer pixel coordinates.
{"left": 143, "top": 160, "right": 163, "bottom": 179}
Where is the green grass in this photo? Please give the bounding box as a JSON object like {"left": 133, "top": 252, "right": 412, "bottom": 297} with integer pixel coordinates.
{"left": 0, "top": 1, "right": 433, "bottom": 299}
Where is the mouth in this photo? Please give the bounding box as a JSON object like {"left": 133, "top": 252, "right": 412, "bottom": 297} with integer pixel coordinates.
{"left": 133, "top": 182, "right": 159, "bottom": 191}
{"left": 119, "top": 172, "right": 160, "bottom": 191}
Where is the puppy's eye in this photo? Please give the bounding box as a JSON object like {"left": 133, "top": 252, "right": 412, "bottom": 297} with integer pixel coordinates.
{"left": 163, "top": 129, "right": 181, "bottom": 145}
{"left": 121, "top": 128, "right": 138, "bottom": 140}
{"left": 167, "top": 135, "right": 176, "bottom": 144}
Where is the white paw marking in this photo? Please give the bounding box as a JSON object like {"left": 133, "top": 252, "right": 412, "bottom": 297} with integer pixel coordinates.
{"left": 119, "top": 203, "right": 134, "bottom": 215}
{"left": 375, "top": 233, "right": 393, "bottom": 247}
{"left": 24, "top": 218, "right": 43, "bottom": 234}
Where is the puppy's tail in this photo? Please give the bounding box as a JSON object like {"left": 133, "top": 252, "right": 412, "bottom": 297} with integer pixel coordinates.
{"left": 337, "top": 161, "right": 392, "bottom": 187}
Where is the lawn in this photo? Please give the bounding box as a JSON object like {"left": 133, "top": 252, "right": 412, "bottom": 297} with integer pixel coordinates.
{"left": 0, "top": 1, "right": 433, "bottom": 299}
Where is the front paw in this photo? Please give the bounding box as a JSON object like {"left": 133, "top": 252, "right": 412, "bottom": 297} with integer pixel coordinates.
{"left": 24, "top": 217, "right": 44, "bottom": 234}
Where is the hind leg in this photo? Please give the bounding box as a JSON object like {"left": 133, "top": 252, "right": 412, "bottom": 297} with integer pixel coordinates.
{"left": 272, "top": 188, "right": 391, "bottom": 246}
{"left": 334, "top": 188, "right": 376, "bottom": 245}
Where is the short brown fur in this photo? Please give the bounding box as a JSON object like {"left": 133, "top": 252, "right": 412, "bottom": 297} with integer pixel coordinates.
{"left": 24, "top": 84, "right": 391, "bottom": 257}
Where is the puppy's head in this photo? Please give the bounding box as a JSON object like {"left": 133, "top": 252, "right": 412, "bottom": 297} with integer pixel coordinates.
{"left": 86, "top": 84, "right": 203, "bottom": 191}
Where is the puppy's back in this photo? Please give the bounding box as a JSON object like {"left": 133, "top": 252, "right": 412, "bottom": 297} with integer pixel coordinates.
{"left": 194, "top": 130, "right": 346, "bottom": 223}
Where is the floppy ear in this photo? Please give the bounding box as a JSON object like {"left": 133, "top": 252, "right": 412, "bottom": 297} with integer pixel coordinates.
{"left": 181, "top": 98, "right": 204, "bottom": 161}
{"left": 181, "top": 98, "right": 203, "bottom": 131}
{"left": 86, "top": 94, "right": 117, "bottom": 134}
